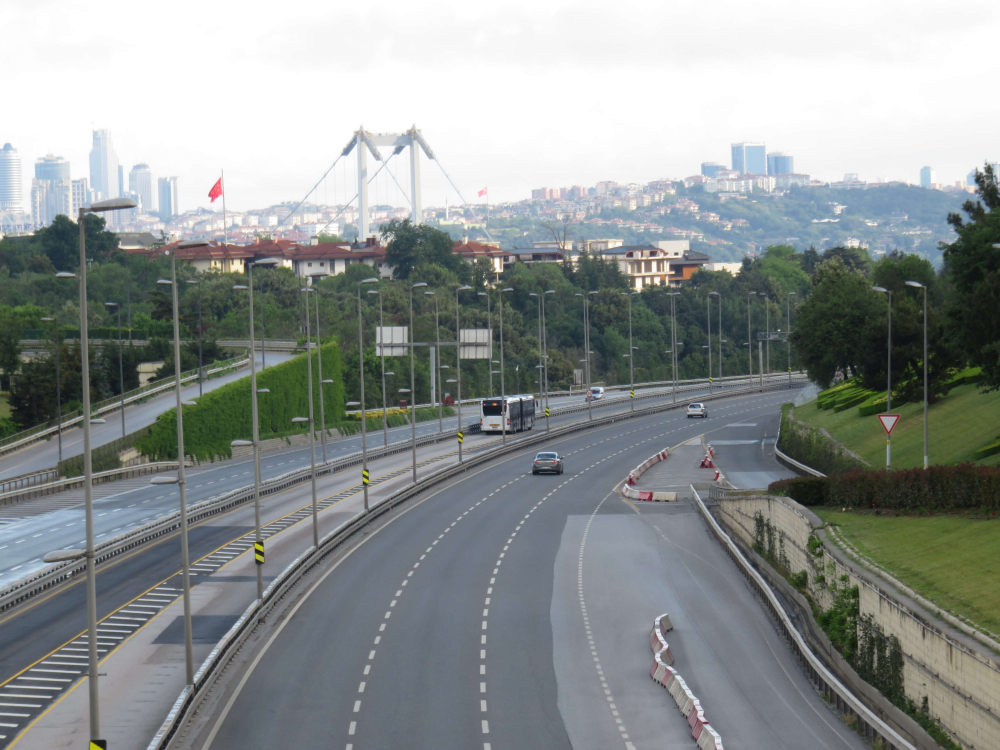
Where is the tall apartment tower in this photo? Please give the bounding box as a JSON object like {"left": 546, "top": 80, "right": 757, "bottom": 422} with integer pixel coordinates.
{"left": 158, "top": 176, "right": 179, "bottom": 220}
{"left": 129, "top": 164, "right": 155, "bottom": 213}
{"left": 0, "top": 143, "right": 23, "bottom": 216}
{"left": 89, "top": 129, "right": 120, "bottom": 201}
{"left": 31, "top": 154, "right": 72, "bottom": 225}
{"left": 767, "top": 152, "right": 794, "bottom": 175}
{"left": 920, "top": 166, "right": 936, "bottom": 188}
{"left": 701, "top": 162, "right": 727, "bottom": 177}
{"left": 731, "top": 142, "right": 767, "bottom": 175}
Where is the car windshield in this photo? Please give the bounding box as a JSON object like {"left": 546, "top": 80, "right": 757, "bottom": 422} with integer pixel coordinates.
{"left": 482, "top": 398, "right": 504, "bottom": 416}
{"left": 690, "top": 403, "right": 703, "bottom": 409}
{"left": 536, "top": 452, "right": 558, "bottom": 459}
{"left": 593, "top": 387, "right": 603, "bottom": 392}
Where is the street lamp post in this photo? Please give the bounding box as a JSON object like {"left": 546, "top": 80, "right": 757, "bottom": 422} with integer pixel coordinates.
{"left": 529, "top": 292, "right": 543, "bottom": 408}
{"left": 104, "top": 302, "right": 126, "bottom": 437}
{"left": 747, "top": 291, "right": 757, "bottom": 382}
{"left": 231, "top": 256, "right": 278, "bottom": 601}
{"left": 306, "top": 279, "right": 330, "bottom": 463}
{"left": 354, "top": 277, "right": 379, "bottom": 510}
{"left": 409, "top": 282, "right": 427, "bottom": 481}
{"left": 787, "top": 292, "right": 796, "bottom": 383}
{"left": 40, "top": 315, "right": 64, "bottom": 463}
{"left": 367, "top": 288, "right": 390, "bottom": 447}
{"left": 499, "top": 287, "right": 514, "bottom": 444}
{"left": 478, "top": 290, "right": 494, "bottom": 396}
{"left": 764, "top": 294, "right": 770, "bottom": 377}
{"left": 872, "top": 286, "right": 892, "bottom": 469}
{"left": 296, "top": 284, "right": 320, "bottom": 547}
{"left": 906, "top": 280, "right": 929, "bottom": 469}
{"left": 75, "top": 196, "right": 135, "bottom": 745}
{"left": 543, "top": 290, "right": 554, "bottom": 431}
{"left": 455, "top": 285, "right": 472, "bottom": 461}
{"left": 621, "top": 290, "right": 638, "bottom": 410}
{"left": 425, "top": 290, "right": 443, "bottom": 433}
{"left": 709, "top": 291, "right": 722, "bottom": 381}
{"left": 667, "top": 292, "right": 681, "bottom": 402}
{"left": 258, "top": 267, "right": 267, "bottom": 370}
{"left": 185, "top": 278, "right": 204, "bottom": 397}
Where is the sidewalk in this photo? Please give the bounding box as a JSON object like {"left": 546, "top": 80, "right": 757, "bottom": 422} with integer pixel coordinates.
{"left": 9, "top": 433, "right": 492, "bottom": 750}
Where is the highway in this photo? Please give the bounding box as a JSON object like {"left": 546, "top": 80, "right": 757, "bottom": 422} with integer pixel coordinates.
{"left": 0, "top": 352, "right": 297, "bottom": 480}
{"left": 180, "top": 386, "right": 864, "bottom": 750}
{"left": 0, "top": 377, "right": 771, "bottom": 584}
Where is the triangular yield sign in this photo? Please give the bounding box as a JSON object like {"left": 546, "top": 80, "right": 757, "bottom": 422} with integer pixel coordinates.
{"left": 878, "top": 414, "right": 900, "bottom": 435}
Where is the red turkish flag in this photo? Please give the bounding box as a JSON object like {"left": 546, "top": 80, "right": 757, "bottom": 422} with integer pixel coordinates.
{"left": 208, "top": 178, "right": 223, "bottom": 203}
{"left": 478, "top": 187, "right": 487, "bottom": 197}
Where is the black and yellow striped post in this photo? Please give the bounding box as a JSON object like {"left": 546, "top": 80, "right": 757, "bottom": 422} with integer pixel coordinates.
{"left": 630, "top": 389, "right": 634, "bottom": 399}
{"left": 457, "top": 431, "right": 464, "bottom": 445}
{"left": 362, "top": 468, "right": 370, "bottom": 485}
{"left": 709, "top": 376, "right": 713, "bottom": 384}
{"left": 544, "top": 406, "right": 550, "bottom": 418}
{"left": 254, "top": 541, "right": 264, "bottom": 565}
{"left": 90, "top": 741, "right": 107, "bottom": 750}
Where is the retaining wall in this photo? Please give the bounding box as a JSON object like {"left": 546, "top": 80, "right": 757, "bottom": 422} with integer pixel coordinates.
{"left": 716, "top": 495, "right": 1000, "bottom": 750}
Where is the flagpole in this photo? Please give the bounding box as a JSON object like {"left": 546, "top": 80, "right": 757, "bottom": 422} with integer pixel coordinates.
{"left": 221, "top": 170, "right": 228, "bottom": 246}
{"left": 486, "top": 187, "right": 489, "bottom": 227}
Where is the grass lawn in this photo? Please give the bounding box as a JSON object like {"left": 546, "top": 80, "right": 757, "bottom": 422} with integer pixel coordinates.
{"left": 795, "top": 382, "right": 1000, "bottom": 469}
{"left": 814, "top": 507, "right": 1000, "bottom": 637}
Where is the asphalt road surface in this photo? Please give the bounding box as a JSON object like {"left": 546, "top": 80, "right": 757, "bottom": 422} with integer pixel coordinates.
{"left": 193, "top": 386, "right": 864, "bottom": 750}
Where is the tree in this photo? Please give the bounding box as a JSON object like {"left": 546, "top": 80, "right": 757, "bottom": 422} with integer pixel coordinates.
{"left": 789, "top": 258, "right": 881, "bottom": 386}
{"left": 381, "top": 219, "right": 465, "bottom": 280}
{"left": 822, "top": 245, "right": 872, "bottom": 276}
{"left": 34, "top": 213, "right": 119, "bottom": 271}
{"left": 943, "top": 163, "right": 1000, "bottom": 391}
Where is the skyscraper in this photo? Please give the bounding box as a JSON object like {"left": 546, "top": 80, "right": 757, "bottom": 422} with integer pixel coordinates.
{"left": 158, "top": 176, "right": 179, "bottom": 220}
{"left": 32, "top": 154, "right": 72, "bottom": 225}
{"left": 920, "top": 166, "right": 936, "bottom": 188}
{"left": 0, "top": 143, "right": 23, "bottom": 215}
{"left": 767, "top": 152, "right": 794, "bottom": 175}
{"left": 129, "top": 164, "right": 155, "bottom": 213}
{"left": 89, "top": 129, "right": 120, "bottom": 201}
{"left": 731, "top": 142, "right": 767, "bottom": 175}
{"left": 701, "top": 162, "right": 727, "bottom": 177}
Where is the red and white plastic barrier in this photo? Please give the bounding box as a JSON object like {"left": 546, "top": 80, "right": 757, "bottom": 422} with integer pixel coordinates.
{"left": 648, "top": 614, "right": 724, "bottom": 749}
{"left": 699, "top": 454, "right": 715, "bottom": 469}
{"left": 620, "top": 448, "right": 678, "bottom": 502}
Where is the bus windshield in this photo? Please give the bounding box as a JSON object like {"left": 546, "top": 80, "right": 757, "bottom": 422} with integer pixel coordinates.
{"left": 482, "top": 399, "right": 504, "bottom": 416}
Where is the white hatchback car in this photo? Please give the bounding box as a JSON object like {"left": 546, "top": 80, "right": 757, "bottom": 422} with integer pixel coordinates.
{"left": 687, "top": 402, "right": 708, "bottom": 418}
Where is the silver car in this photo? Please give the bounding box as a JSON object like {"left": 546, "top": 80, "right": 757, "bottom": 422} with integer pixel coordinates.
{"left": 687, "top": 402, "right": 708, "bottom": 418}
{"left": 532, "top": 451, "right": 564, "bottom": 475}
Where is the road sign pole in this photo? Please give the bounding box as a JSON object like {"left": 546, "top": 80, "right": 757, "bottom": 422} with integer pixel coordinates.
{"left": 877, "top": 414, "right": 900, "bottom": 470}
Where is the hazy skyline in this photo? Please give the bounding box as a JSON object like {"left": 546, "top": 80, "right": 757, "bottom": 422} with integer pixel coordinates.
{"left": 5, "top": 0, "right": 999, "bottom": 214}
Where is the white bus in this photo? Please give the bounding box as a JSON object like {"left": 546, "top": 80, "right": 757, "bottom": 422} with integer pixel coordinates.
{"left": 479, "top": 394, "right": 537, "bottom": 433}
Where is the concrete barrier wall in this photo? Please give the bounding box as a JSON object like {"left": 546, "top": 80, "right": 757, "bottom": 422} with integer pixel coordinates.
{"left": 716, "top": 496, "right": 1000, "bottom": 750}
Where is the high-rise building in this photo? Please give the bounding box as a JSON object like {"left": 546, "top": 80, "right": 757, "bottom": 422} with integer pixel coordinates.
{"left": 118, "top": 165, "right": 125, "bottom": 198}
{"left": 89, "top": 129, "right": 120, "bottom": 201}
{"left": 128, "top": 164, "right": 155, "bottom": 213}
{"left": 731, "top": 142, "right": 767, "bottom": 175}
{"left": 158, "top": 176, "right": 179, "bottom": 219}
{"left": 920, "top": 166, "right": 936, "bottom": 188}
{"left": 701, "top": 162, "right": 727, "bottom": 177}
{"left": 767, "top": 152, "right": 794, "bottom": 175}
{"left": 0, "top": 143, "right": 23, "bottom": 215}
{"left": 32, "top": 154, "right": 72, "bottom": 225}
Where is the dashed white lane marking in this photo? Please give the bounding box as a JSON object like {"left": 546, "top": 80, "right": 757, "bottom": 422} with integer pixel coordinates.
{"left": 578, "top": 491, "right": 633, "bottom": 745}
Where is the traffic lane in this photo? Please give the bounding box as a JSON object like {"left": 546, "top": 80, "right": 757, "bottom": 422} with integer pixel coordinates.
{"left": 706, "top": 410, "right": 797, "bottom": 489}
{"left": 0, "top": 379, "right": 707, "bottom": 577}
{"left": 0, "top": 352, "right": 297, "bottom": 479}
{"left": 0, "top": 432, "right": 470, "bottom": 699}
{"left": 633, "top": 500, "right": 865, "bottom": 748}
{"left": 198, "top": 391, "right": 797, "bottom": 749}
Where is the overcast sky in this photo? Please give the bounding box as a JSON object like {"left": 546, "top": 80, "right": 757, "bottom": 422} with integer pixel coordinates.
{"left": 5, "top": 0, "right": 999, "bottom": 213}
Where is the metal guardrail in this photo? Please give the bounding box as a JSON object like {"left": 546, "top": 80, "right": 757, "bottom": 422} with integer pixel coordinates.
{"left": 144, "top": 378, "right": 805, "bottom": 750}
{"left": 0, "top": 462, "right": 180, "bottom": 508}
{"left": 773, "top": 413, "right": 826, "bottom": 478}
{"left": 690, "top": 485, "right": 915, "bottom": 750}
{"left": 0, "top": 469, "right": 60, "bottom": 495}
{"left": 0, "top": 356, "right": 250, "bottom": 458}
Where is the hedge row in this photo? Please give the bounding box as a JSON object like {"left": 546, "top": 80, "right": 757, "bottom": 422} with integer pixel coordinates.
{"left": 769, "top": 464, "right": 1000, "bottom": 511}
{"left": 137, "top": 341, "right": 346, "bottom": 461}
{"left": 973, "top": 438, "right": 1000, "bottom": 461}
{"left": 778, "top": 405, "right": 864, "bottom": 475}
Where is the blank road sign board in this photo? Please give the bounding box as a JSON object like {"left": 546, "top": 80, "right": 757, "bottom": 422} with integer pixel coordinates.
{"left": 459, "top": 328, "right": 492, "bottom": 360}
{"left": 376, "top": 326, "right": 409, "bottom": 357}
{"left": 878, "top": 414, "right": 900, "bottom": 435}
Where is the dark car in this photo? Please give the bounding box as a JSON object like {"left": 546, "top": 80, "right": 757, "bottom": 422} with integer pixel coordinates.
{"left": 532, "top": 451, "right": 564, "bottom": 475}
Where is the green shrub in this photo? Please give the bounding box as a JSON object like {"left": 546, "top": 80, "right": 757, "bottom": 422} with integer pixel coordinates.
{"left": 834, "top": 389, "right": 877, "bottom": 412}
{"left": 137, "top": 341, "right": 345, "bottom": 461}
{"left": 769, "top": 476, "right": 828, "bottom": 505}
{"left": 771, "top": 464, "right": 1000, "bottom": 512}
{"left": 973, "top": 438, "right": 1000, "bottom": 461}
{"left": 778, "top": 404, "right": 864, "bottom": 475}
